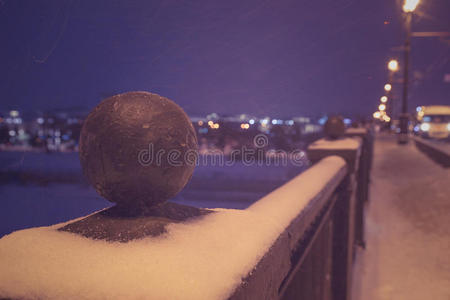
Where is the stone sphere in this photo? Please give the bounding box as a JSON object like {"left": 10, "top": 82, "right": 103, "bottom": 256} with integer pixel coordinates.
{"left": 324, "top": 116, "right": 345, "bottom": 139}
{"left": 79, "top": 91, "right": 198, "bottom": 210}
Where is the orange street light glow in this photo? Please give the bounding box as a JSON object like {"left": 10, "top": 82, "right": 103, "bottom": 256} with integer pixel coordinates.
{"left": 384, "top": 84, "right": 392, "bottom": 91}
{"left": 380, "top": 96, "right": 388, "bottom": 103}
{"left": 403, "top": 0, "right": 420, "bottom": 12}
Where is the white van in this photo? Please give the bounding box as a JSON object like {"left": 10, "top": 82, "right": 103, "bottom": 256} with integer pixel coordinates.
{"left": 416, "top": 105, "right": 450, "bottom": 140}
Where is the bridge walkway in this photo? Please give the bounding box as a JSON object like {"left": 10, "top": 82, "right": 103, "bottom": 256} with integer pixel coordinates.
{"left": 352, "top": 134, "right": 450, "bottom": 300}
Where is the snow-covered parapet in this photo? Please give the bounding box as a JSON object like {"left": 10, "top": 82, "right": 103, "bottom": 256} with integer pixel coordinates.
{"left": 307, "top": 137, "right": 362, "bottom": 173}
{"left": 307, "top": 119, "right": 369, "bottom": 253}
{"left": 0, "top": 101, "right": 370, "bottom": 299}
{"left": 0, "top": 156, "right": 347, "bottom": 300}
{"left": 413, "top": 136, "right": 450, "bottom": 167}
{"left": 345, "top": 127, "right": 368, "bottom": 135}
{"left": 308, "top": 137, "right": 361, "bottom": 150}
{"left": 308, "top": 117, "right": 365, "bottom": 172}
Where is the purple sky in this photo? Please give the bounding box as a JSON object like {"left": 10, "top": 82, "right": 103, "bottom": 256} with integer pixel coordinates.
{"left": 1, "top": 0, "right": 449, "bottom": 118}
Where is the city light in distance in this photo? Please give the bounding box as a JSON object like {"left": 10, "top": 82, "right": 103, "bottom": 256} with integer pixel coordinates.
{"left": 379, "top": 104, "right": 386, "bottom": 111}
{"left": 380, "top": 96, "right": 388, "bottom": 103}
{"left": 373, "top": 111, "right": 381, "bottom": 119}
{"left": 240, "top": 123, "right": 250, "bottom": 129}
{"left": 207, "top": 120, "right": 219, "bottom": 129}
{"left": 384, "top": 84, "right": 392, "bottom": 92}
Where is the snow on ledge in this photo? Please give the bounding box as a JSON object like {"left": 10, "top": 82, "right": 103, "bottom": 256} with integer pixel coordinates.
{"left": 0, "top": 156, "right": 346, "bottom": 300}
{"left": 309, "top": 137, "right": 361, "bottom": 150}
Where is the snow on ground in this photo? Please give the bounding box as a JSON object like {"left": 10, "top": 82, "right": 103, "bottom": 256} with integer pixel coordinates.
{"left": 352, "top": 134, "right": 450, "bottom": 300}
{"left": 0, "top": 156, "right": 345, "bottom": 300}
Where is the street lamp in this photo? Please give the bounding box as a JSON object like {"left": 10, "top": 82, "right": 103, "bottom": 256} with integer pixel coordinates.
{"left": 386, "top": 59, "right": 398, "bottom": 130}
{"left": 379, "top": 104, "right": 386, "bottom": 111}
{"left": 399, "top": 0, "right": 420, "bottom": 144}
{"left": 388, "top": 59, "right": 399, "bottom": 72}
{"left": 384, "top": 83, "right": 392, "bottom": 92}
{"left": 403, "top": 0, "right": 419, "bottom": 12}
{"left": 380, "top": 96, "right": 388, "bottom": 103}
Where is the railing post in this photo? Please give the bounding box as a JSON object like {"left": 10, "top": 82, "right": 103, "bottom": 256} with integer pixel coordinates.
{"left": 306, "top": 117, "right": 365, "bottom": 300}
{"left": 344, "top": 127, "right": 374, "bottom": 249}
{"left": 59, "top": 91, "right": 210, "bottom": 242}
{"left": 331, "top": 174, "right": 355, "bottom": 300}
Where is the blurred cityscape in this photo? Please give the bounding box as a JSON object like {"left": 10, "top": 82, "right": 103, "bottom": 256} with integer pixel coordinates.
{"left": 0, "top": 108, "right": 333, "bottom": 153}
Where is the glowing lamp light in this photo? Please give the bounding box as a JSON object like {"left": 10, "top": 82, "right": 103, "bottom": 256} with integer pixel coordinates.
{"left": 380, "top": 96, "right": 388, "bottom": 103}
{"left": 384, "top": 84, "right": 392, "bottom": 92}
{"left": 403, "top": 0, "right": 420, "bottom": 13}
{"left": 379, "top": 104, "right": 386, "bottom": 111}
{"left": 373, "top": 111, "right": 381, "bottom": 119}
{"left": 388, "top": 60, "right": 399, "bottom": 72}
{"left": 198, "top": 120, "right": 204, "bottom": 126}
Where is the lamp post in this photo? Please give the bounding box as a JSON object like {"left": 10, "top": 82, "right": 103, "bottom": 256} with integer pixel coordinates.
{"left": 387, "top": 59, "right": 399, "bottom": 130}
{"left": 398, "top": 0, "right": 420, "bottom": 144}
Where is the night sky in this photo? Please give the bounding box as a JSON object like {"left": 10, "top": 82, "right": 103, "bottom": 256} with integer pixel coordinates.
{"left": 0, "top": 0, "right": 449, "bottom": 118}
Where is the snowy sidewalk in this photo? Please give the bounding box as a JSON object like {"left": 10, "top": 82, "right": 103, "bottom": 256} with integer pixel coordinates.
{"left": 352, "top": 134, "right": 450, "bottom": 300}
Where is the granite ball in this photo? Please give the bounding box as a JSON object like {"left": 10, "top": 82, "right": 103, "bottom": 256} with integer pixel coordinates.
{"left": 324, "top": 116, "right": 345, "bottom": 139}
{"left": 79, "top": 91, "right": 198, "bottom": 211}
